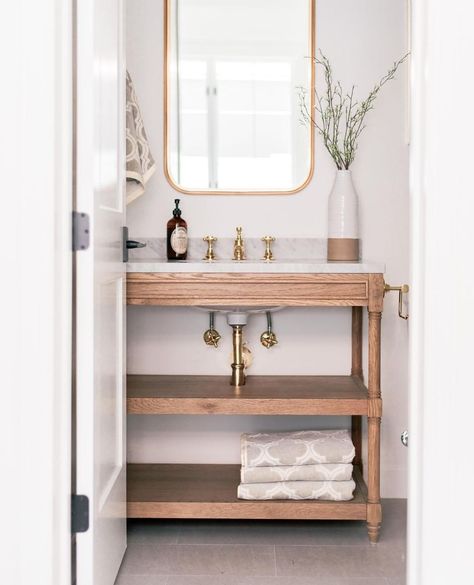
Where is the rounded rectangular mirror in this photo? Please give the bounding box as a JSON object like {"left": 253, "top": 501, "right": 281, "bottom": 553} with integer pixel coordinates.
{"left": 164, "top": 0, "right": 315, "bottom": 195}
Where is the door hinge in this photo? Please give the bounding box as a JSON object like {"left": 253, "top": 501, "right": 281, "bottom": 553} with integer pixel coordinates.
{"left": 72, "top": 211, "right": 90, "bottom": 251}
{"left": 71, "top": 494, "right": 89, "bottom": 533}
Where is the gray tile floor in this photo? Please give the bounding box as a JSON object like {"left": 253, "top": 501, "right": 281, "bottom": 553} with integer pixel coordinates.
{"left": 115, "top": 499, "right": 406, "bottom": 585}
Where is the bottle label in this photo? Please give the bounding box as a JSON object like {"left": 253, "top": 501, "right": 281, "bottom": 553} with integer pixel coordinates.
{"left": 171, "top": 226, "right": 188, "bottom": 254}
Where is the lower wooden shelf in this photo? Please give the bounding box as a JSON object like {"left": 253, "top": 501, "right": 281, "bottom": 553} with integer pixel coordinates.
{"left": 127, "top": 463, "right": 368, "bottom": 520}
{"left": 127, "top": 375, "right": 369, "bottom": 416}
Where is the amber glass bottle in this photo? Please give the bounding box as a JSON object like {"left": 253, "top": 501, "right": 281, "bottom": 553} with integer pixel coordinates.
{"left": 167, "top": 199, "right": 188, "bottom": 260}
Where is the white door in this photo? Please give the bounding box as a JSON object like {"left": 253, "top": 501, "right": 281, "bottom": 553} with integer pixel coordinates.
{"left": 408, "top": 1, "right": 474, "bottom": 584}
{"left": 75, "top": 0, "right": 126, "bottom": 583}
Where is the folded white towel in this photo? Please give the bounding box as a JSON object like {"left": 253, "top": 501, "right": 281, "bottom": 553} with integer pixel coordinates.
{"left": 237, "top": 479, "right": 356, "bottom": 501}
{"left": 240, "top": 463, "right": 353, "bottom": 484}
{"left": 241, "top": 429, "right": 355, "bottom": 468}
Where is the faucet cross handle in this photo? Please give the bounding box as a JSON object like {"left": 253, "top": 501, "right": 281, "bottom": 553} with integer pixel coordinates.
{"left": 203, "top": 235, "right": 217, "bottom": 261}
{"left": 262, "top": 236, "right": 275, "bottom": 261}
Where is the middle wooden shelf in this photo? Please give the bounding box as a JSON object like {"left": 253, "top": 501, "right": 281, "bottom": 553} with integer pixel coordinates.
{"left": 127, "top": 374, "right": 368, "bottom": 416}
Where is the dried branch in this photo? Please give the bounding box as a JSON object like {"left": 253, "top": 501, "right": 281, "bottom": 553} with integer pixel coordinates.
{"left": 299, "top": 51, "right": 409, "bottom": 169}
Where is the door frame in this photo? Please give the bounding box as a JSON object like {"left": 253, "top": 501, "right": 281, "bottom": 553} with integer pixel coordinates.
{"left": 1, "top": 1, "right": 73, "bottom": 584}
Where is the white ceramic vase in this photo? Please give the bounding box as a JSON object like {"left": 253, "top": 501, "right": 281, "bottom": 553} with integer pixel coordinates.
{"left": 327, "top": 169, "right": 360, "bottom": 261}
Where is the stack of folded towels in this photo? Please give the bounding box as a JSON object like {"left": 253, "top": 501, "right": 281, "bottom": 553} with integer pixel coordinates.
{"left": 237, "top": 429, "right": 356, "bottom": 501}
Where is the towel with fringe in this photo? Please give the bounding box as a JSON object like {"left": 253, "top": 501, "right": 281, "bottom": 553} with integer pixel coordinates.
{"left": 126, "top": 71, "right": 156, "bottom": 204}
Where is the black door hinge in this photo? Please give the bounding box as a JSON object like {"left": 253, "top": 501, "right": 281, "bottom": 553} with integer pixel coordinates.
{"left": 71, "top": 494, "right": 89, "bottom": 533}
{"left": 72, "top": 211, "right": 90, "bottom": 251}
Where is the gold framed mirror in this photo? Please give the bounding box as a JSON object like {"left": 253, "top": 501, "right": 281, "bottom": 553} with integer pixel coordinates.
{"left": 164, "top": 0, "right": 315, "bottom": 195}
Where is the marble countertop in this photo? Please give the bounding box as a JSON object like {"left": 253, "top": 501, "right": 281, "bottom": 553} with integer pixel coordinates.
{"left": 127, "top": 258, "right": 385, "bottom": 274}
{"left": 126, "top": 237, "right": 385, "bottom": 273}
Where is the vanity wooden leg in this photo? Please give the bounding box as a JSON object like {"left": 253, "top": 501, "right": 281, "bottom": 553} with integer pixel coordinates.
{"left": 351, "top": 307, "right": 363, "bottom": 472}
{"left": 367, "top": 309, "right": 382, "bottom": 543}
{"left": 351, "top": 306, "right": 363, "bottom": 378}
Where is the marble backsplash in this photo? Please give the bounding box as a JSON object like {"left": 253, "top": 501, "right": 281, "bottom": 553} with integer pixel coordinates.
{"left": 128, "top": 237, "right": 340, "bottom": 261}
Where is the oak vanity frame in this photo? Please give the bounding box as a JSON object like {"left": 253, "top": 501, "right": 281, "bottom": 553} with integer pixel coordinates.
{"left": 126, "top": 271, "right": 384, "bottom": 543}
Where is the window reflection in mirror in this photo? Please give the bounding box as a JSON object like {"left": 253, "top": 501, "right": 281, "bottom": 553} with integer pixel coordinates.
{"left": 165, "top": 0, "right": 314, "bottom": 194}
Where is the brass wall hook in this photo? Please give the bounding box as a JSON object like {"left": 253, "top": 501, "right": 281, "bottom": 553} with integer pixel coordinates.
{"left": 203, "top": 235, "right": 217, "bottom": 261}
{"left": 262, "top": 236, "right": 275, "bottom": 261}
{"left": 384, "top": 283, "right": 409, "bottom": 320}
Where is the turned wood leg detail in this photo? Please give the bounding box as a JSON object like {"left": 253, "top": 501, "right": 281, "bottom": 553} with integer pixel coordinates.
{"left": 367, "top": 416, "right": 382, "bottom": 543}
{"left": 367, "top": 310, "right": 382, "bottom": 543}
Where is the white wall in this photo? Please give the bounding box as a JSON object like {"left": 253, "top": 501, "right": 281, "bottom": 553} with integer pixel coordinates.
{"left": 126, "top": 0, "right": 409, "bottom": 497}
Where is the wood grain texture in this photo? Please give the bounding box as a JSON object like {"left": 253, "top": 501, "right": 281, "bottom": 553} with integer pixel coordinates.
{"left": 351, "top": 307, "right": 364, "bottom": 473}
{"left": 127, "top": 463, "right": 368, "bottom": 520}
{"left": 367, "top": 310, "right": 382, "bottom": 543}
{"left": 368, "top": 274, "right": 385, "bottom": 312}
{"left": 126, "top": 270, "right": 386, "bottom": 538}
{"left": 351, "top": 415, "right": 363, "bottom": 472}
{"left": 127, "top": 272, "right": 370, "bottom": 307}
{"left": 351, "top": 306, "right": 363, "bottom": 377}
{"left": 127, "top": 375, "right": 369, "bottom": 415}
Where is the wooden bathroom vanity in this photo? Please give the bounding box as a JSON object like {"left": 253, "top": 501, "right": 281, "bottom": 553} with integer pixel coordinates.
{"left": 126, "top": 265, "right": 385, "bottom": 542}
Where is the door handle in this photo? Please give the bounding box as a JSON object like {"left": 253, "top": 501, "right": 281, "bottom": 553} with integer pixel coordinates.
{"left": 126, "top": 240, "right": 146, "bottom": 249}
{"left": 122, "top": 226, "right": 146, "bottom": 262}
{"left": 401, "top": 430, "right": 408, "bottom": 447}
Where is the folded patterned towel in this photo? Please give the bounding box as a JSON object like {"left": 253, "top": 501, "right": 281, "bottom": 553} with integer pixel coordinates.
{"left": 241, "top": 429, "right": 355, "bottom": 468}
{"left": 126, "top": 71, "right": 156, "bottom": 204}
{"left": 237, "top": 479, "right": 356, "bottom": 501}
{"left": 240, "top": 463, "right": 353, "bottom": 484}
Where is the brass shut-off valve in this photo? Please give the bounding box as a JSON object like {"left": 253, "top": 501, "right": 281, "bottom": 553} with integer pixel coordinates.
{"left": 203, "top": 312, "right": 221, "bottom": 347}
{"left": 384, "top": 283, "right": 409, "bottom": 320}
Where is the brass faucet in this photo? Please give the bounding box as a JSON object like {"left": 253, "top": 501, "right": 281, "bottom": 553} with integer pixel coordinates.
{"left": 233, "top": 227, "right": 245, "bottom": 261}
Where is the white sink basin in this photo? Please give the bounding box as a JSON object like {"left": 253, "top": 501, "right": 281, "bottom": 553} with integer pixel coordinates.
{"left": 196, "top": 305, "right": 283, "bottom": 325}
{"left": 196, "top": 306, "right": 283, "bottom": 315}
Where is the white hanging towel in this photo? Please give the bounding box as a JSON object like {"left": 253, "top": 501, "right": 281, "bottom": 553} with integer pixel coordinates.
{"left": 126, "top": 71, "right": 156, "bottom": 204}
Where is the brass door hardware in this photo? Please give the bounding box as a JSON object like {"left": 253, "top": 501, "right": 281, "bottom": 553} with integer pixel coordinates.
{"left": 233, "top": 227, "right": 245, "bottom": 261}
{"left": 203, "top": 235, "right": 217, "bottom": 261}
{"left": 384, "top": 283, "right": 409, "bottom": 320}
{"left": 262, "top": 236, "right": 275, "bottom": 261}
